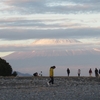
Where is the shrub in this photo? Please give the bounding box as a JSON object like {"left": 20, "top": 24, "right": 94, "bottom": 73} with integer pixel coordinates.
{"left": 12, "top": 71, "right": 17, "bottom": 76}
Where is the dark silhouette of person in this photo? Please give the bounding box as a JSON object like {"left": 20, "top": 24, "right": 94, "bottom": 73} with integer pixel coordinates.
{"left": 95, "top": 68, "right": 98, "bottom": 77}
{"left": 99, "top": 69, "right": 100, "bottom": 75}
{"left": 33, "top": 72, "right": 38, "bottom": 76}
{"left": 67, "top": 68, "right": 70, "bottom": 76}
{"left": 89, "top": 68, "right": 92, "bottom": 77}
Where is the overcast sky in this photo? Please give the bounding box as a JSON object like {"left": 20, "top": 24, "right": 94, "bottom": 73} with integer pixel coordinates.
{"left": 0, "top": 0, "right": 100, "bottom": 56}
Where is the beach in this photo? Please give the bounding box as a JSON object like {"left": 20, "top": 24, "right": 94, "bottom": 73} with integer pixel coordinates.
{"left": 0, "top": 76, "right": 100, "bottom": 100}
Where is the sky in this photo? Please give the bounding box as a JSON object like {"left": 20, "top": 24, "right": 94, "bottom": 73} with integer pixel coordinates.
{"left": 0, "top": 0, "right": 100, "bottom": 55}
{"left": 0, "top": 0, "right": 100, "bottom": 76}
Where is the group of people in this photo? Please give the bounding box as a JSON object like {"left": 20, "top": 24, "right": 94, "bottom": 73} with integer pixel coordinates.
{"left": 47, "top": 66, "right": 100, "bottom": 86}
{"left": 67, "top": 68, "right": 100, "bottom": 77}
{"left": 67, "top": 68, "right": 81, "bottom": 77}
{"left": 93, "top": 68, "right": 100, "bottom": 77}
{"left": 33, "top": 71, "right": 42, "bottom": 76}
{"left": 87, "top": 68, "right": 100, "bottom": 77}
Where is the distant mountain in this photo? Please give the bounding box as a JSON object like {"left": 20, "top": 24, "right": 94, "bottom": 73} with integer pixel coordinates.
{"left": 32, "top": 39, "right": 81, "bottom": 45}
{"left": 16, "top": 71, "right": 32, "bottom": 76}
{"left": 3, "top": 49, "right": 100, "bottom": 60}
{"left": 3, "top": 39, "right": 100, "bottom": 76}
{"left": 3, "top": 48, "right": 100, "bottom": 76}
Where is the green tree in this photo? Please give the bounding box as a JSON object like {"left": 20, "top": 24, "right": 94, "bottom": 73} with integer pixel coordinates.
{"left": 0, "top": 58, "right": 12, "bottom": 76}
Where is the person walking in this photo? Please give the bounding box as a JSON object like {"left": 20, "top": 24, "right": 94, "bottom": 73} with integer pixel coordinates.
{"left": 89, "top": 68, "right": 92, "bottom": 77}
{"left": 67, "top": 68, "right": 70, "bottom": 77}
{"left": 78, "top": 69, "right": 81, "bottom": 77}
{"left": 47, "top": 66, "right": 56, "bottom": 86}
{"left": 95, "top": 68, "right": 98, "bottom": 77}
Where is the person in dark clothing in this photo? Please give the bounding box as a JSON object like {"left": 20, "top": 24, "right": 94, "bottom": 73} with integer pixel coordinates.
{"left": 89, "top": 68, "right": 92, "bottom": 77}
{"left": 95, "top": 68, "right": 98, "bottom": 77}
{"left": 99, "top": 69, "right": 100, "bottom": 76}
{"left": 33, "top": 72, "right": 38, "bottom": 76}
{"left": 67, "top": 68, "right": 70, "bottom": 76}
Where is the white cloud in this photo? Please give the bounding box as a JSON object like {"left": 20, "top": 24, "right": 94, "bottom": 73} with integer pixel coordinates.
{"left": 93, "top": 48, "right": 100, "bottom": 52}
{"left": 0, "top": 51, "right": 14, "bottom": 57}
{"left": 78, "top": 38, "right": 100, "bottom": 43}
{"left": 0, "top": 13, "right": 100, "bottom": 31}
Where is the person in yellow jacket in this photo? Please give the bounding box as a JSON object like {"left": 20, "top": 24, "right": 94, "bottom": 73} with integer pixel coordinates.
{"left": 47, "top": 66, "right": 56, "bottom": 86}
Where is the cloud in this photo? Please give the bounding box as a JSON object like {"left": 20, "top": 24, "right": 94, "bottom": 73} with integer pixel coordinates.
{"left": 0, "top": 12, "right": 100, "bottom": 32}
{"left": 0, "top": 28, "right": 100, "bottom": 40}
{"left": 0, "top": 40, "right": 100, "bottom": 52}
{"left": 1, "top": 0, "right": 100, "bottom": 15}
{"left": 0, "top": 0, "right": 100, "bottom": 37}
{"left": 93, "top": 48, "right": 100, "bottom": 52}
{"left": 0, "top": 51, "right": 14, "bottom": 57}
{"left": 0, "top": 0, "right": 100, "bottom": 50}
{"left": 3, "top": 0, "right": 46, "bottom": 14}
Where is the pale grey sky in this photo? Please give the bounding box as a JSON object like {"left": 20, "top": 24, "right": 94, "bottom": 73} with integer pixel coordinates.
{"left": 0, "top": 0, "right": 100, "bottom": 56}
{"left": 0, "top": 0, "right": 100, "bottom": 55}
{"left": 0, "top": 0, "right": 100, "bottom": 41}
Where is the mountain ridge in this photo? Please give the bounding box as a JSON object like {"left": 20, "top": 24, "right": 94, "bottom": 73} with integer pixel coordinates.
{"left": 32, "top": 39, "right": 81, "bottom": 45}
{"left": 3, "top": 49, "right": 100, "bottom": 60}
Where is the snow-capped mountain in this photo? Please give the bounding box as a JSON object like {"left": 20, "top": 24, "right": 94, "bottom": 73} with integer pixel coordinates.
{"left": 32, "top": 39, "right": 81, "bottom": 45}
{"left": 4, "top": 49, "right": 100, "bottom": 60}
{"left": 3, "top": 48, "right": 100, "bottom": 76}
{"left": 3, "top": 39, "right": 100, "bottom": 76}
